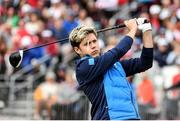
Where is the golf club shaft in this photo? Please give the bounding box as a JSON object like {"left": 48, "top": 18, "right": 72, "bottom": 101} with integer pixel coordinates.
{"left": 23, "top": 24, "right": 126, "bottom": 52}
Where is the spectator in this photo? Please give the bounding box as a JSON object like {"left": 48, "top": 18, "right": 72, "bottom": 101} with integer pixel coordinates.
{"left": 154, "top": 37, "right": 170, "bottom": 67}
{"left": 2, "top": 6, "right": 19, "bottom": 29}
{"left": 63, "top": 8, "right": 79, "bottom": 34}
{"left": 24, "top": 11, "right": 43, "bottom": 36}
{"left": 49, "top": 18, "right": 69, "bottom": 44}
{"left": 78, "top": 8, "right": 95, "bottom": 27}
{"left": 137, "top": 72, "right": 156, "bottom": 107}
{"left": 11, "top": 19, "right": 29, "bottom": 50}
{"left": 48, "top": 0, "right": 67, "bottom": 19}
{"left": 137, "top": 72, "right": 157, "bottom": 119}
{"left": 51, "top": 68, "right": 82, "bottom": 120}
{"left": 33, "top": 71, "right": 58, "bottom": 119}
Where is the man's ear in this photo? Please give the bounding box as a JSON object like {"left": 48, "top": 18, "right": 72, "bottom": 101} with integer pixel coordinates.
{"left": 74, "top": 47, "right": 81, "bottom": 55}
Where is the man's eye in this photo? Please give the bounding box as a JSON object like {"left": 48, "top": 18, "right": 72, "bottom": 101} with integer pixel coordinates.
{"left": 84, "top": 43, "right": 88, "bottom": 46}
{"left": 93, "top": 40, "right": 97, "bottom": 43}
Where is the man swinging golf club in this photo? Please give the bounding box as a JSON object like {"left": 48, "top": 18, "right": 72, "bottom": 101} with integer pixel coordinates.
{"left": 69, "top": 18, "right": 153, "bottom": 120}
{"left": 8, "top": 17, "right": 152, "bottom": 119}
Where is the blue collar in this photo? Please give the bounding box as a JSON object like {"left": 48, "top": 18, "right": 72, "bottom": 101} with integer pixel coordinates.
{"left": 80, "top": 54, "right": 92, "bottom": 61}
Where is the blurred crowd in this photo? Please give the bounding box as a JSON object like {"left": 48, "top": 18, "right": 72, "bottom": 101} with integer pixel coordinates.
{"left": 0, "top": 0, "right": 179, "bottom": 120}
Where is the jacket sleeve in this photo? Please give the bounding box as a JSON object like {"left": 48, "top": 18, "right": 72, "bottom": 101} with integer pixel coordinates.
{"left": 120, "top": 47, "right": 153, "bottom": 77}
{"left": 76, "top": 36, "right": 133, "bottom": 85}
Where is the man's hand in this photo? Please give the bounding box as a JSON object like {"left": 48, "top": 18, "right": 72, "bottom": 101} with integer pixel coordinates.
{"left": 124, "top": 18, "right": 138, "bottom": 40}
{"left": 136, "top": 18, "right": 152, "bottom": 33}
{"left": 124, "top": 19, "right": 138, "bottom": 31}
{"left": 136, "top": 18, "right": 153, "bottom": 48}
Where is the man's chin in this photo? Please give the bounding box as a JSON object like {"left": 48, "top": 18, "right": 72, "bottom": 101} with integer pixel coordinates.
{"left": 92, "top": 54, "right": 99, "bottom": 58}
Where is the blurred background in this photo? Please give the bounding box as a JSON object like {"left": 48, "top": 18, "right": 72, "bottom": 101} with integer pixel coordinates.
{"left": 0, "top": 0, "right": 179, "bottom": 120}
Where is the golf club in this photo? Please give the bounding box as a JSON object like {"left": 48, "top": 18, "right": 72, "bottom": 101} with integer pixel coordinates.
{"left": 9, "top": 19, "right": 148, "bottom": 68}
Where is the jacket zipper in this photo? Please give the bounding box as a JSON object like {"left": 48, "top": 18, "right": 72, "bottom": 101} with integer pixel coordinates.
{"left": 126, "top": 80, "right": 139, "bottom": 118}
{"left": 130, "top": 91, "right": 139, "bottom": 118}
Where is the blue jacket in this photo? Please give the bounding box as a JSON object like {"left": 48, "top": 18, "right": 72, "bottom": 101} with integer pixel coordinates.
{"left": 75, "top": 36, "right": 153, "bottom": 120}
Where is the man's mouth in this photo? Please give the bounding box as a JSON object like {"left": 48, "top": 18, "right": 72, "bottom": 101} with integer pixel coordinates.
{"left": 91, "top": 50, "right": 98, "bottom": 55}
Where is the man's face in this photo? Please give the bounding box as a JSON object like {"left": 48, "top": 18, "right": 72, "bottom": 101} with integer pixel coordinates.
{"left": 74, "top": 33, "right": 100, "bottom": 57}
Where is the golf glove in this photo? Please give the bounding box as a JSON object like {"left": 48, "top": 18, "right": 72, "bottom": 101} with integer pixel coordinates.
{"left": 136, "top": 18, "right": 152, "bottom": 33}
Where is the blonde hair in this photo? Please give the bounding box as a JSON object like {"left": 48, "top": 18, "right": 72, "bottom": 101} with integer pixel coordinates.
{"left": 69, "top": 26, "right": 97, "bottom": 47}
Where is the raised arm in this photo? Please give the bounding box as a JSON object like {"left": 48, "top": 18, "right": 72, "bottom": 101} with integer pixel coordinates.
{"left": 121, "top": 18, "right": 154, "bottom": 76}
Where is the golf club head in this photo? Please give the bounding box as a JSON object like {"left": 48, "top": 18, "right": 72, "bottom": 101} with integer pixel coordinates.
{"left": 9, "top": 50, "right": 23, "bottom": 68}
